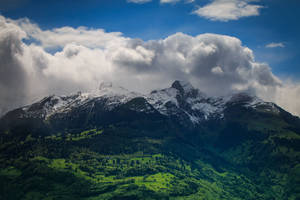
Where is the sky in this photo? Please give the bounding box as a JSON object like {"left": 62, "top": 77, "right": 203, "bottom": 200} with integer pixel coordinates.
{"left": 0, "top": 0, "right": 300, "bottom": 116}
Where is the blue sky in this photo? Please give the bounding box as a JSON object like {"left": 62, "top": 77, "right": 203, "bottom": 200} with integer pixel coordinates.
{"left": 1, "top": 0, "right": 299, "bottom": 81}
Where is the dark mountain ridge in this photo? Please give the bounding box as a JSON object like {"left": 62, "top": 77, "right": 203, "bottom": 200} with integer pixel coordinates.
{"left": 0, "top": 81, "right": 299, "bottom": 200}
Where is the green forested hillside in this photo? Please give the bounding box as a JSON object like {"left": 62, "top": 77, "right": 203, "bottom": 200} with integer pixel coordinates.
{"left": 0, "top": 95, "right": 299, "bottom": 200}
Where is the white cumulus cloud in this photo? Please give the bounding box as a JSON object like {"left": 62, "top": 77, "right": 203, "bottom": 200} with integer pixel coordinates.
{"left": 265, "top": 42, "right": 285, "bottom": 48}
{"left": 193, "top": 0, "right": 263, "bottom": 21}
{"left": 160, "top": 0, "right": 181, "bottom": 4}
{"left": 127, "top": 0, "right": 152, "bottom": 4}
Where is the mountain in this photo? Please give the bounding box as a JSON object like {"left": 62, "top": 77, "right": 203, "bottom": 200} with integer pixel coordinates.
{"left": 0, "top": 81, "right": 299, "bottom": 200}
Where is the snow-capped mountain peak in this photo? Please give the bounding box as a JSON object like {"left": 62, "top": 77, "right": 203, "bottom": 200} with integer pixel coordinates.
{"left": 171, "top": 80, "right": 194, "bottom": 93}
{"left": 6, "top": 80, "right": 282, "bottom": 126}
{"left": 90, "top": 82, "right": 139, "bottom": 99}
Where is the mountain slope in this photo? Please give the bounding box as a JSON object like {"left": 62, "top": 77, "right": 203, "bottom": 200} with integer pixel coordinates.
{"left": 0, "top": 81, "right": 299, "bottom": 200}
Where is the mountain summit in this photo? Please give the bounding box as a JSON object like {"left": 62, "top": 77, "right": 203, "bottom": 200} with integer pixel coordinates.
{"left": 0, "top": 80, "right": 278, "bottom": 130}
{"left": 0, "top": 80, "right": 289, "bottom": 133}
{"left": 0, "top": 81, "right": 299, "bottom": 199}
{"left": 171, "top": 80, "right": 195, "bottom": 94}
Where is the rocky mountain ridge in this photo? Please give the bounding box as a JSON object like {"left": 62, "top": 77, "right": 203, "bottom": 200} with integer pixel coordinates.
{"left": 2, "top": 80, "right": 280, "bottom": 127}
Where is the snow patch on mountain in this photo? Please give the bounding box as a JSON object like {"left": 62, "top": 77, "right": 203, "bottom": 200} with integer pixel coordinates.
{"left": 15, "top": 80, "right": 280, "bottom": 124}
{"left": 191, "top": 103, "right": 218, "bottom": 118}
{"left": 171, "top": 80, "right": 194, "bottom": 94}
{"left": 146, "top": 88, "right": 179, "bottom": 115}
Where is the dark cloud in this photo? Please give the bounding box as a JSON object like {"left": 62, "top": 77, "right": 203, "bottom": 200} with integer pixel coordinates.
{"left": 0, "top": 17, "right": 28, "bottom": 115}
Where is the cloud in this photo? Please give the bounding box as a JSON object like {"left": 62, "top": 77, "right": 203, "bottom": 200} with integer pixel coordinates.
{"left": 193, "top": 0, "right": 263, "bottom": 21}
{"left": 160, "top": 0, "right": 181, "bottom": 4}
{"left": 14, "top": 18, "right": 128, "bottom": 49}
{"left": 211, "top": 66, "right": 224, "bottom": 75}
{"left": 273, "top": 82, "right": 300, "bottom": 117}
{"left": 0, "top": 15, "right": 299, "bottom": 117}
{"left": 127, "top": 0, "right": 152, "bottom": 4}
{"left": 0, "top": 16, "right": 29, "bottom": 115}
{"left": 265, "top": 42, "right": 285, "bottom": 48}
